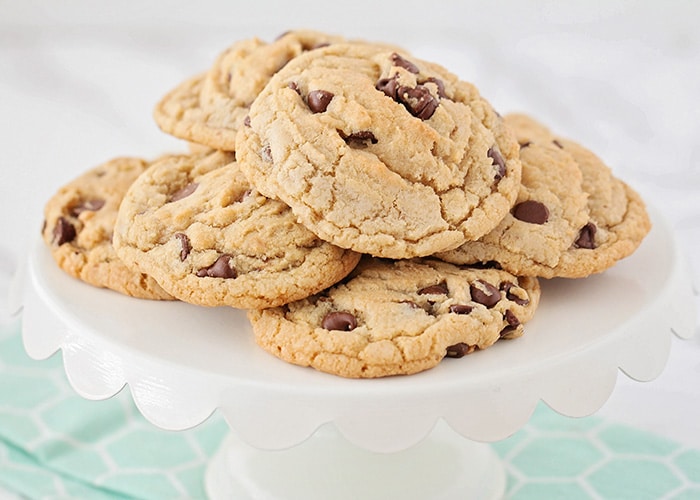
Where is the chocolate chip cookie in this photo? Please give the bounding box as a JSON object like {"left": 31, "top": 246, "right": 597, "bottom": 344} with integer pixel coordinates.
{"left": 236, "top": 43, "right": 522, "bottom": 259}
{"left": 113, "top": 151, "right": 361, "bottom": 309}
{"left": 42, "top": 157, "right": 173, "bottom": 299}
{"left": 153, "top": 30, "right": 346, "bottom": 151}
{"left": 436, "top": 114, "right": 652, "bottom": 278}
{"left": 248, "top": 257, "right": 540, "bottom": 378}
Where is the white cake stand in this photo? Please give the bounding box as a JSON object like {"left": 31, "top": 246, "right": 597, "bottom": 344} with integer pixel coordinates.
{"left": 12, "top": 207, "right": 696, "bottom": 500}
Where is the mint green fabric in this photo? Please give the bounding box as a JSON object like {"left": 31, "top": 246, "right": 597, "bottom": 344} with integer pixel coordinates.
{"left": 1, "top": 318, "right": 698, "bottom": 499}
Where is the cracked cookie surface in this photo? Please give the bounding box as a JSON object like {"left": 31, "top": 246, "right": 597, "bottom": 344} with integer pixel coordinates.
{"left": 153, "top": 30, "right": 346, "bottom": 151}
{"left": 42, "top": 157, "right": 173, "bottom": 299}
{"left": 437, "top": 114, "right": 651, "bottom": 278}
{"left": 248, "top": 257, "right": 540, "bottom": 378}
{"left": 236, "top": 43, "right": 522, "bottom": 259}
{"left": 113, "top": 151, "right": 361, "bottom": 309}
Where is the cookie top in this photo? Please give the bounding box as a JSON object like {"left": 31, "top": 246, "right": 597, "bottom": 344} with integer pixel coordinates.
{"left": 42, "top": 157, "right": 173, "bottom": 300}
{"left": 248, "top": 257, "right": 540, "bottom": 378}
{"left": 236, "top": 43, "right": 522, "bottom": 259}
{"left": 153, "top": 30, "right": 346, "bottom": 151}
{"left": 113, "top": 151, "right": 361, "bottom": 309}
{"left": 436, "top": 114, "right": 652, "bottom": 278}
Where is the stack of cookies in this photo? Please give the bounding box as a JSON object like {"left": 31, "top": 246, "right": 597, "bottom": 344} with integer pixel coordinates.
{"left": 41, "top": 30, "right": 651, "bottom": 378}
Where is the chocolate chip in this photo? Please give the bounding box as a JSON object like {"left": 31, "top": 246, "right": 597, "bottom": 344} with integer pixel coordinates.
{"left": 170, "top": 182, "right": 198, "bottom": 202}
{"left": 446, "top": 343, "right": 474, "bottom": 358}
{"left": 500, "top": 310, "right": 520, "bottom": 338}
{"left": 174, "top": 233, "right": 191, "bottom": 261}
{"left": 287, "top": 81, "right": 301, "bottom": 94}
{"left": 513, "top": 200, "right": 549, "bottom": 224}
{"left": 499, "top": 325, "right": 518, "bottom": 338}
{"left": 397, "top": 85, "right": 439, "bottom": 120}
{"left": 449, "top": 304, "right": 473, "bottom": 315}
{"left": 243, "top": 115, "right": 251, "bottom": 127}
{"left": 519, "top": 141, "right": 531, "bottom": 149}
{"left": 500, "top": 282, "right": 530, "bottom": 306}
{"left": 52, "top": 217, "right": 76, "bottom": 246}
{"left": 488, "top": 146, "right": 506, "bottom": 180}
{"left": 504, "top": 309, "right": 520, "bottom": 327}
{"left": 390, "top": 52, "right": 419, "bottom": 73}
{"left": 423, "top": 77, "right": 447, "bottom": 98}
{"left": 322, "top": 311, "right": 357, "bottom": 331}
{"left": 470, "top": 280, "right": 500, "bottom": 308}
{"left": 340, "top": 130, "right": 378, "bottom": 147}
{"left": 196, "top": 254, "right": 236, "bottom": 279}
{"left": 69, "top": 199, "right": 105, "bottom": 216}
{"left": 466, "top": 261, "right": 502, "bottom": 270}
{"left": 307, "top": 90, "right": 334, "bottom": 113}
{"left": 418, "top": 282, "right": 448, "bottom": 295}
{"left": 574, "top": 222, "right": 597, "bottom": 249}
{"left": 552, "top": 139, "right": 564, "bottom": 149}
{"left": 376, "top": 75, "right": 399, "bottom": 99}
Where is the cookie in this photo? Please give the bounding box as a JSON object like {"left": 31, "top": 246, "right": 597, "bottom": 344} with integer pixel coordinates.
{"left": 248, "top": 257, "right": 540, "bottom": 378}
{"left": 436, "top": 114, "right": 652, "bottom": 278}
{"left": 113, "top": 151, "right": 361, "bottom": 309}
{"left": 236, "top": 43, "right": 522, "bottom": 259}
{"left": 153, "top": 30, "right": 346, "bottom": 151}
{"left": 42, "top": 157, "right": 173, "bottom": 300}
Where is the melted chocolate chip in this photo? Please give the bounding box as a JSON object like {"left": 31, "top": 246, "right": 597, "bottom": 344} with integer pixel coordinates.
{"left": 449, "top": 304, "right": 474, "bottom": 315}
{"left": 500, "top": 282, "right": 530, "bottom": 306}
{"left": 423, "top": 77, "right": 447, "bottom": 98}
{"left": 466, "top": 261, "right": 502, "bottom": 270}
{"left": 174, "top": 233, "right": 191, "bottom": 261}
{"left": 500, "top": 310, "right": 520, "bottom": 338}
{"left": 519, "top": 141, "right": 531, "bottom": 149}
{"left": 398, "top": 85, "right": 438, "bottom": 120}
{"left": 52, "top": 217, "right": 76, "bottom": 246}
{"left": 552, "top": 139, "right": 564, "bottom": 149}
{"left": 499, "top": 325, "right": 518, "bottom": 338}
{"left": 418, "top": 282, "right": 448, "bottom": 295}
{"left": 504, "top": 309, "right": 520, "bottom": 327}
{"left": 196, "top": 254, "right": 236, "bottom": 279}
{"left": 322, "top": 311, "right": 357, "bottom": 331}
{"left": 574, "top": 222, "right": 597, "bottom": 249}
{"left": 470, "top": 280, "right": 500, "bottom": 308}
{"left": 376, "top": 75, "right": 399, "bottom": 99}
{"left": 340, "top": 130, "right": 378, "bottom": 147}
{"left": 170, "top": 182, "right": 198, "bottom": 202}
{"left": 513, "top": 200, "right": 550, "bottom": 224}
{"left": 307, "top": 90, "right": 334, "bottom": 113}
{"left": 488, "top": 146, "right": 506, "bottom": 180}
{"left": 69, "top": 199, "right": 105, "bottom": 216}
{"left": 446, "top": 342, "right": 474, "bottom": 358}
{"left": 390, "top": 52, "right": 419, "bottom": 73}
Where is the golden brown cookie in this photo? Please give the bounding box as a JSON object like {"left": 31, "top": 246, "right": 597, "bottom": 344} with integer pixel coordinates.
{"left": 42, "top": 157, "right": 173, "bottom": 299}
{"left": 153, "top": 30, "right": 346, "bottom": 150}
{"left": 249, "top": 257, "right": 540, "bottom": 378}
{"left": 113, "top": 151, "right": 361, "bottom": 309}
{"left": 437, "top": 114, "right": 652, "bottom": 278}
{"left": 237, "top": 43, "right": 522, "bottom": 259}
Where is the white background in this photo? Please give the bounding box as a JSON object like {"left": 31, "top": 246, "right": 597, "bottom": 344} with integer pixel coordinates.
{"left": 1, "top": 0, "right": 699, "bottom": 484}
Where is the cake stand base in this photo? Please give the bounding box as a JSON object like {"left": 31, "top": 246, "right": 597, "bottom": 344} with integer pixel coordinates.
{"left": 205, "top": 420, "right": 505, "bottom": 500}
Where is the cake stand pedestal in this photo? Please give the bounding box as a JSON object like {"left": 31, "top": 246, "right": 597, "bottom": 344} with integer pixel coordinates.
{"left": 13, "top": 207, "right": 696, "bottom": 499}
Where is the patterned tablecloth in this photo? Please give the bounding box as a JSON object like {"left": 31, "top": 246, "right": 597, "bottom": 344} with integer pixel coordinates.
{"left": 1, "top": 1, "right": 699, "bottom": 498}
